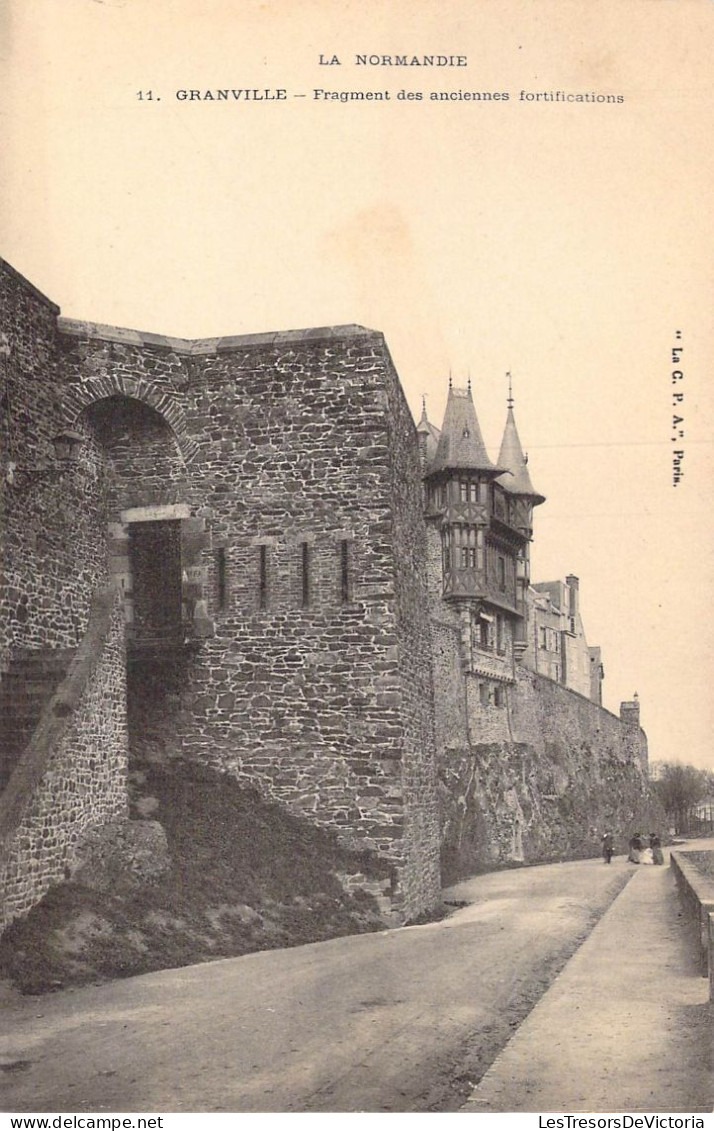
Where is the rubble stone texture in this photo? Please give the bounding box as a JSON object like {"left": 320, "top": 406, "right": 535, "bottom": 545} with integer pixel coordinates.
{"left": 0, "top": 257, "right": 656, "bottom": 930}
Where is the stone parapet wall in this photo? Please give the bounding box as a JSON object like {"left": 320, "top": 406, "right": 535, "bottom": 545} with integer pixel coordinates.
{"left": 0, "top": 589, "right": 128, "bottom": 930}
{"left": 510, "top": 667, "right": 647, "bottom": 764}
{"left": 670, "top": 850, "right": 714, "bottom": 983}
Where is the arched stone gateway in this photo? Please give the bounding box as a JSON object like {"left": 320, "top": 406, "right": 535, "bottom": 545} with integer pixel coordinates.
{"left": 62, "top": 374, "right": 199, "bottom": 466}
{"left": 77, "top": 393, "right": 212, "bottom": 650}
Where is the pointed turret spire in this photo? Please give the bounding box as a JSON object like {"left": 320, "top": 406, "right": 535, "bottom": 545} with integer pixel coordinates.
{"left": 429, "top": 383, "right": 504, "bottom": 476}
{"left": 415, "top": 392, "right": 441, "bottom": 464}
{"left": 496, "top": 375, "right": 545, "bottom": 504}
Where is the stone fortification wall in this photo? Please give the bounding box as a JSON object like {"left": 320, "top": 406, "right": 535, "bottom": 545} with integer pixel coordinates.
{"left": 0, "top": 589, "right": 128, "bottom": 930}
{"left": 438, "top": 652, "right": 660, "bottom": 882}
{"left": 1, "top": 256, "right": 654, "bottom": 926}
{"left": 59, "top": 321, "right": 441, "bottom": 919}
{"left": 0, "top": 260, "right": 107, "bottom": 666}
{"left": 381, "top": 350, "right": 441, "bottom": 914}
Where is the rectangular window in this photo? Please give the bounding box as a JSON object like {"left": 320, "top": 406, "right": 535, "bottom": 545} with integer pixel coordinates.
{"left": 259, "top": 545, "right": 268, "bottom": 609}
{"left": 539, "top": 626, "right": 547, "bottom": 650}
{"left": 217, "top": 547, "right": 227, "bottom": 610}
{"left": 494, "top": 685, "right": 505, "bottom": 707}
{"left": 300, "top": 541, "right": 310, "bottom": 607}
{"left": 498, "top": 556, "right": 506, "bottom": 590}
{"left": 442, "top": 528, "right": 451, "bottom": 572}
{"left": 479, "top": 618, "right": 491, "bottom": 649}
{"left": 496, "top": 615, "right": 504, "bottom": 653}
{"left": 479, "top": 682, "right": 490, "bottom": 706}
{"left": 469, "top": 481, "right": 478, "bottom": 503}
{"left": 459, "top": 480, "right": 468, "bottom": 503}
{"left": 340, "top": 540, "right": 350, "bottom": 604}
{"left": 477, "top": 527, "right": 485, "bottom": 570}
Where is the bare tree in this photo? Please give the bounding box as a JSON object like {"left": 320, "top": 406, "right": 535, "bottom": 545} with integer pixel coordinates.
{"left": 650, "top": 762, "right": 711, "bottom": 833}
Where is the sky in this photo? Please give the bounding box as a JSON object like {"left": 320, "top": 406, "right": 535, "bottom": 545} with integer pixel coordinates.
{"left": 1, "top": 0, "right": 713, "bottom": 768}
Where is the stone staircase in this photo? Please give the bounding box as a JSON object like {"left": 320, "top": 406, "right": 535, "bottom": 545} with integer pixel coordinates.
{"left": 0, "top": 649, "right": 75, "bottom": 790}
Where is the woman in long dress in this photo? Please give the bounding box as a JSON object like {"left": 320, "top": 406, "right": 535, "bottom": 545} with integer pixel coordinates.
{"left": 628, "top": 832, "right": 642, "bottom": 863}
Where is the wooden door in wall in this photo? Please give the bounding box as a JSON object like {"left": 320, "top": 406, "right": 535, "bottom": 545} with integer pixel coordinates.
{"left": 128, "top": 520, "right": 183, "bottom": 646}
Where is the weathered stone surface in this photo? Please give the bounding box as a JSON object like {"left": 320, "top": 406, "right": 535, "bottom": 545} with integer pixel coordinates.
{"left": 72, "top": 819, "right": 170, "bottom": 894}
{"left": 0, "top": 594, "right": 128, "bottom": 929}
{"left": 435, "top": 642, "right": 662, "bottom": 883}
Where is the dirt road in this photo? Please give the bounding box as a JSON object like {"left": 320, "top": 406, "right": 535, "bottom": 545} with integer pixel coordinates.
{"left": 1, "top": 856, "right": 634, "bottom": 1113}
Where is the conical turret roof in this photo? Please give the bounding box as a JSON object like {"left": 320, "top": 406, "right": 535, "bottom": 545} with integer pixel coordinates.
{"left": 496, "top": 400, "right": 545, "bottom": 504}
{"left": 415, "top": 397, "right": 441, "bottom": 463}
{"left": 428, "top": 384, "right": 504, "bottom": 476}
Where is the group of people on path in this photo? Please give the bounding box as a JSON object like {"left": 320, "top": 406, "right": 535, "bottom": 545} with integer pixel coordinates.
{"left": 600, "top": 830, "right": 664, "bottom": 865}
{"left": 627, "top": 831, "right": 664, "bottom": 865}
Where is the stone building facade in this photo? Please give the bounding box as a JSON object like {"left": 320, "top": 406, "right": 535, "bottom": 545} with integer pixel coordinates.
{"left": 0, "top": 256, "right": 657, "bottom": 928}
{"left": 522, "top": 575, "right": 605, "bottom": 704}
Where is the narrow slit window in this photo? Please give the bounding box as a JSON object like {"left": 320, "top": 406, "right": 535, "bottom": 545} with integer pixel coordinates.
{"left": 259, "top": 545, "right": 268, "bottom": 609}
{"left": 300, "top": 541, "right": 310, "bottom": 607}
{"left": 217, "top": 547, "right": 227, "bottom": 610}
{"left": 340, "top": 540, "right": 350, "bottom": 604}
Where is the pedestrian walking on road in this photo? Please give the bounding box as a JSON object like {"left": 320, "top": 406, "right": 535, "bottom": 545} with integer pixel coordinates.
{"left": 602, "top": 831, "right": 614, "bottom": 864}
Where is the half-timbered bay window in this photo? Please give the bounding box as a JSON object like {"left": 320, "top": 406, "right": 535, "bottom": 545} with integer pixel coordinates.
{"left": 457, "top": 478, "right": 480, "bottom": 504}
{"left": 459, "top": 525, "right": 477, "bottom": 568}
